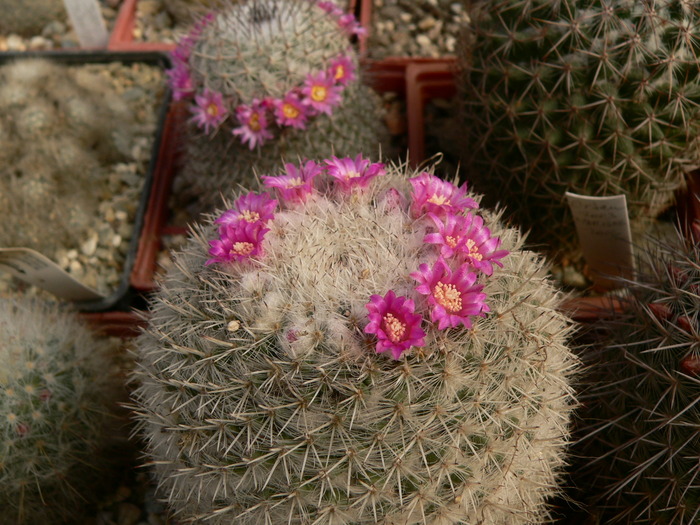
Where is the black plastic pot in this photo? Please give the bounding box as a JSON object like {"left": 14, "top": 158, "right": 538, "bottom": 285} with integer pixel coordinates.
{"left": 0, "top": 50, "right": 172, "bottom": 312}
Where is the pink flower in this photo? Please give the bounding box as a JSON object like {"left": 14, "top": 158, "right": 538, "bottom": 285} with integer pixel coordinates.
{"left": 338, "top": 13, "right": 366, "bottom": 36}
{"left": 273, "top": 91, "right": 309, "bottom": 130}
{"left": 378, "top": 187, "right": 408, "bottom": 212}
{"left": 364, "top": 290, "right": 426, "bottom": 360}
{"left": 424, "top": 213, "right": 509, "bottom": 275}
{"left": 301, "top": 71, "right": 342, "bottom": 116}
{"left": 206, "top": 221, "right": 268, "bottom": 265}
{"left": 215, "top": 192, "right": 278, "bottom": 229}
{"left": 328, "top": 55, "right": 356, "bottom": 86}
{"left": 190, "top": 89, "right": 228, "bottom": 135}
{"left": 409, "top": 172, "right": 478, "bottom": 219}
{"left": 411, "top": 259, "right": 489, "bottom": 330}
{"left": 232, "top": 99, "right": 274, "bottom": 149}
{"left": 317, "top": 1, "right": 344, "bottom": 17}
{"left": 325, "top": 155, "right": 385, "bottom": 192}
{"left": 261, "top": 160, "right": 323, "bottom": 203}
{"left": 166, "top": 62, "right": 194, "bottom": 101}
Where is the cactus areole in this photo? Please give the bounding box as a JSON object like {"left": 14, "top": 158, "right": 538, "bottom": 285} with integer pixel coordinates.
{"left": 133, "top": 158, "right": 579, "bottom": 524}
{"left": 461, "top": 0, "right": 700, "bottom": 250}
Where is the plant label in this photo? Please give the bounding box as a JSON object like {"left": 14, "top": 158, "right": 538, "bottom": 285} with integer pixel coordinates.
{"left": 565, "top": 192, "right": 635, "bottom": 290}
{"left": 63, "top": 0, "right": 109, "bottom": 48}
{"left": 0, "top": 248, "right": 104, "bottom": 301}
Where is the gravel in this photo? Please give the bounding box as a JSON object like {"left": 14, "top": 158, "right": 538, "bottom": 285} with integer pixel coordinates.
{"left": 367, "top": 0, "right": 469, "bottom": 58}
{"left": 0, "top": 0, "right": 122, "bottom": 51}
{"left": 0, "top": 60, "right": 166, "bottom": 302}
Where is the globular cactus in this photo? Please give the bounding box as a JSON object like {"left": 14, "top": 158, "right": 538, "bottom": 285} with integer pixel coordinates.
{"left": 0, "top": 58, "right": 135, "bottom": 254}
{"left": 574, "top": 229, "right": 700, "bottom": 524}
{"left": 168, "top": 0, "right": 386, "bottom": 215}
{"left": 459, "top": 1, "right": 700, "bottom": 252}
{"left": 0, "top": 297, "right": 125, "bottom": 524}
{"left": 0, "top": 0, "right": 66, "bottom": 37}
{"left": 132, "top": 156, "right": 580, "bottom": 524}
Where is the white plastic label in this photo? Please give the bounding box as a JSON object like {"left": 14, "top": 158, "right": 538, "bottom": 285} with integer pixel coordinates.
{"left": 62, "top": 0, "right": 109, "bottom": 48}
{"left": 0, "top": 248, "right": 104, "bottom": 301}
{"left": 565, "top": 192, "right": 635, "bottom": 290}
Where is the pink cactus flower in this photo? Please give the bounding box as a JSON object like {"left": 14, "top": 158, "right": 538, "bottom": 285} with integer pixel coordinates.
{"left": 301, "top": 71, "right": 342, "bottom": 116}
{"left": 190, "top": 89, "right": 228, "bottom": 135}
{"left": 325, "top": 155, "right": 385, "bottom": 192}
{"left": 409, "top": 172, "right": 478, "bottom": 218}
{"left": 411, "top": 259, "right": 489, "bottom": 330}
{"left": 261, "top": 160, "right": 323, "bottom": 203}
{"left": 378, "top": 187, "right": 408, "bottom": 212}
{"left": 317, "top": 1, "right": 344, "bottom": 17}
{"left": 166, "top": 62, "right": 194, "bottom": 101}
{"left": 216, "top": 192, "right": 278, "bottom": 229}
{"left": 424, "top": 213, "right": 508, "bottom": 275}
{"left": 206, "top": 221, "right": 269, "bottom": 265}
{"left": 232, "top": 99, "right": 274, "bottom": 149}
{"left": 273, "top": 91, "right": 309, "bottom": 129}
{"left": 338, "top": 13, "right": 366, "bottom": 36}
{"left": 365, "top": 290, "right": 426, "bottom": 360}
{"left": 328, "top": 55, "right": 356, "bottom": 86}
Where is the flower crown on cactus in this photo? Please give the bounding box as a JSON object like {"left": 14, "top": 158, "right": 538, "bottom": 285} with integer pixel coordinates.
{"left": 207, "top": 155, "right": 509, "bottom": 360}
{"left": 166, "top": 0, "right": 364, "bottom": 150}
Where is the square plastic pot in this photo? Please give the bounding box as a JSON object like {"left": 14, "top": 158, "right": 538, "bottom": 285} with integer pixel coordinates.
{"left": 0, "top": 50, "right": 173, "bottom": 312}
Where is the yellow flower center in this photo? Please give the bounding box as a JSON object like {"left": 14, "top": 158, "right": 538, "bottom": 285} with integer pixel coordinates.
{"left": 428, "top": 194, "right": 450, "bottom": 206}
{"left": 383, "top": 313, "right": 406, "bottom": 343}
{"left": 433, "top": 281, "right": 462, "bottom": 313}
{"left": 248, "top": 112, "right": 262, "bottom": 131}
{"left": 334, "top": 65, "right": 345, "bottom": 81}
{"left": 311, "top": 85, "right": 328, "bottom": 102}
{"left": 446, "top": 235, "right": 458, "bottom": 248}
{"left": 346, "top": 170, "right": 361, "bottom": 179}
{"left": 286, "top": 177, "right": 304, "bottom": 187}
{"left": 231, "top": 242, "right": 254, "bottom": 256}
{"left": 206, "top": 102, "right": 219, "bottom": 117}
{"left": 283, "top": 103, "right": 300, "bottom": 119}
{"left": 466, "top": 239, "right": 483, "bottom": 261}
{"left": 241, "top": 210, "right": 260, "bottom": 223}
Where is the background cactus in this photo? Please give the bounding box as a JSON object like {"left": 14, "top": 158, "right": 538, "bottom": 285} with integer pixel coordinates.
{"left": 169, "top": 0, "right": 386, "bottom": 216}
{"left": 573, "top": 229, "right": 700, "bottom": 524}
{"left": 133, "top": 158, "right": 579, "bottom": 524}
{"left": 0, "top": 297, "right": 126, "bottom": 524}
{"left": 0, "top": 0, "right": 66, "bottom": 37}
{"left": 0, "top": 58, "right": 135, "bottom": 254}
{"left": 458, "top": 0, "right": 700, "bottom": 252}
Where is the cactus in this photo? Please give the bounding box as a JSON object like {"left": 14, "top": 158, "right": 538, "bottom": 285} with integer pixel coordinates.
{"left": 0, "top": 58, "right": 135, "bottom": 255}
{"left": 0, "top": 0, "right": 66, "bottom": 37}
{"left": 574, "top": 229, "right": 700, "bottom": 524}
{"left": 458, "top": 0, "right": 700, "bottom": 252}
{"left": 169, "top": 0, "right": 386, "bottom": 215}
{"left": 0, "top": 297, "right": 125, "bottom": 524}
{"left": 132, "top": 157, "right": 580, "bottom": 524}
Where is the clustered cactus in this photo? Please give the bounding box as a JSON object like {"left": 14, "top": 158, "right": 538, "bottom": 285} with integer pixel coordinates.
{"left": 0, "top": 58, "right": 135, "bottom": 254}
{"left": 0, "top": 297, "right": 125, "bottom": 524}
{"left": 459, "top": 0, "right": 700, "bottom": 251}
{"left": 0, "top": 0, "right": 66, "bottom": 37}
{"left": 133, "top": 157, "right": 579, "bottom": 524}
{"left": 168, "top": 0, "right": 386, "bottom": 215}
{"left": 575, "top": 229, "right": 700, "bottom": 524}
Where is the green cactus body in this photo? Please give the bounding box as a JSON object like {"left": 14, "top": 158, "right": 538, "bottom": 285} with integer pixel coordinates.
{"left": 459, "top": 1, "right": 700, "bottom": 251}
{"left": 133, "top": 158, "right": 579, "bottom": 524}
{"left": 0, "top": 0, "right": 66, "bottom": 37}
{"left": 0, "top": 298, "right": 123, "bottom": 524}
{"left": 170, "top": 0, "right": 386, "bottom": 215}
{"left": 576, "top": 232, "right": 700, "bottom": 524}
